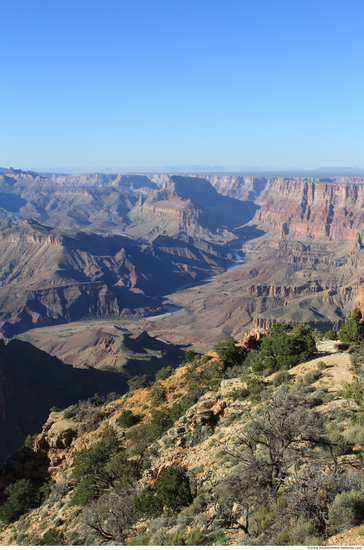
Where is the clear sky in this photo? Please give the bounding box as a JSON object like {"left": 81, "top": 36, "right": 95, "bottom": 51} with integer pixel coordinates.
{"left": 1, "top": 0, "right": 364, "bottom": 171}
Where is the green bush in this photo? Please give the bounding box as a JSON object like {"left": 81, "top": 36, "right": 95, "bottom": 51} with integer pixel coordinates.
{"left": 309, "top": 388, "right": 332, "bottom": 407}
{"left": 126, "top": 533, "right": 151, "bottom": 545}
{"left": 87, "top": 393, "right": 104, "bottom": 407}
{"left": 163, "top": 531, "right": 186, "bottom": 545}
{"left": 24, "top": 434, "right": 36, "bottom": 449}
{"left": 37, "top": 528, "right": 65, "bottom": 546}
{"left": 155, "top": 366, "right": 173, "bottom": 381}
{"left": 252, "top": 323, "right": 316, "bottom": 375}
{"left": 182, "top": 349, "right": 200, "bottom": 365}
{"left": 270, "top": 520, "right": 321, "bottom": 546}
{"left": 117, "top": 410, "right": 140, "bottom": 429}
{"left": 70, "top": 433, "right": 137, "bottom": 505}
{"left": 246, "top": 375, "right": 265, "bottom": 401}
{"left": 135, "top": 467, "right": 193, "bottom": 517}
{"left": 127, "top": 374, "right": 150, "bottom": 392}
{"left": 344, "top": 425, "right": 364, "bottom": 447}
{"left": 303, "top": 369, "right": 321, "bottom": 385}
{"left": 214, "top": 336, "right": 247, "bottom": 369}
{"left": 273, "top": 370, "right": 290, "bottom": 387}
{"left": 0, "top": 479, "right": 42, "bottom": 524}
{"left": 147, "top": 407, "right": 174, "bottom": 439}
{"left": 338, "top": 308, "right": 364, "bottom": 344}
{"left": 329, "top": 490, "right": 364, "bottom": 530}
{"left": 150, "top": 382, "right": 167, "bottom": 406}
{"left": 63, "top": 406, "right": 76, "bottom": 420}
{"left": 325, "top": 329, "right": 338, "bottom": 340}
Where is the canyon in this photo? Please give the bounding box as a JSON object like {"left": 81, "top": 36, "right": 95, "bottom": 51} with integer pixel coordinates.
{"left": 1, "top": 168, "right": 364, "bottom": 347}
{"left": 2, "top": 168, "right": 364, "bottom": 538}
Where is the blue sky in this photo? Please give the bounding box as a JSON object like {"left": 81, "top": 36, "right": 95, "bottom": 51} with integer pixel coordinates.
{"left": 1, "top": 0, "right": 364, "bottom": 171}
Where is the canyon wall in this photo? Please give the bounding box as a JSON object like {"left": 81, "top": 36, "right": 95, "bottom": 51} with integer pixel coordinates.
{"left": 202, "top": 175, "right": 364, "bottom": 242}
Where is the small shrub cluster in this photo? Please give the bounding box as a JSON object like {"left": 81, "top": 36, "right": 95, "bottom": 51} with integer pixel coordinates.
{"left": 325, "top": 329, "right": 338, "bottom": 340}
{"left": 134, "top": 467, "right": 193, "bottom": 517}
{"left": 272, "top": 370, "right": 290, "bottom": 387}
{"left": 252, "top": 323, "right": 317, "bottom": 375}
{"left": 155, "top": 366, "right": 173, "bottom": 381}
{"left": 0, "top": 479, "right": 44, "bottom": 524}
{"left": 127, "top": 374, "right": 150, "bottom": 392}
{"left": 150, "top": 382, "right": 167, "bottom": 406}
{"left": 303, "top": 369, "right": 321, "bottom": 385}
{"left": 117, "top": 410, "right": 141, "bottom": 429}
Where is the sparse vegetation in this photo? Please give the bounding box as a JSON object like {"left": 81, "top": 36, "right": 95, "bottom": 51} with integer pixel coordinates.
{"left": 2, "top": 322, "right": 364, "bottom": 546}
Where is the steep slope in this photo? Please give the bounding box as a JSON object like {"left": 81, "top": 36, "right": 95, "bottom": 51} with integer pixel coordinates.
{"left": 0, "top": 330, "right": 361, "bottom": 546}
{"left": 0, "top": 326, "right": 185, "bottom": 467}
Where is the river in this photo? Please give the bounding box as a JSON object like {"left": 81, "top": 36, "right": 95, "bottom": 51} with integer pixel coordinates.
{"left": 161, "top": 253, "right": 244, "bottom": 320}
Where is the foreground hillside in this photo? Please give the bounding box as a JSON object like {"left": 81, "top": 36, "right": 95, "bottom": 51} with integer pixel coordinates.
{"left": 0, "top": 329, "right": 184, "bottom": 465}
{"left": 1, "top": 319, "right": 364, "bottom": 545}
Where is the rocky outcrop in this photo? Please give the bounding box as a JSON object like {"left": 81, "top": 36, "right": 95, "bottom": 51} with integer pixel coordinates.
{"left": 0, "top": 413, "right": 79, "bottom": 503}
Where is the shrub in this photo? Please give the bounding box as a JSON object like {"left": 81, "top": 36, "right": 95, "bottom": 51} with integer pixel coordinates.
{"left": 224, "top": 364, "right": 245, "bottom": 379}
{"left": 127, "top": 374, "right": 150, "bottom": 392}
{"left": 36, "top": 528, "right": 65, "bottom": 546}
{"left": 309, "top": 388, "right": 332, "bottom": 407}
{"left": 87, "top": 393, "right": 104, "bottom": 407}
{"left": 273, "top": 370, "right": 290, "bottom": 387}
{"left": 150, "top": 382, "right": 167, "bottom": 406}
{"left": 63, "top": 406, "right": 76, "bottom": 420}
{"left": 127, "top": 533, "right": 151, "bottom": 545}
{"left": 147, "top": 407, "right": 174, "bottom": 439}
{"left": 182, "top": 349, "right": 200, "bottom": 365}
{"left": 0, "top": 479, "right": 42, "bottom": 524}
{"left": 71, "top": 441, "right": 138, "bottom": 507}
{"left": 24, "top": 434, "right": 36, "bottom": 449}
{"left": 344, "top": 425, "right": 364, "bottom": 447}
{"left": 252, "top": 323, "right": 316, "bottom": 375}
{"left": 246, "top": 375, "right": 265, "bottom": 401}
{"left": 187, "top": 424, "right": 213, "bottom": 446}
{"left": 164, "top": 531, "right": 186, "bottom": 545}
{"left": 335, "top": 341, "right": 350, "bottom": 350}
{"left": 117, "top": 410, "right": 140, "bottom": 429}
{"left": 155, "top": 366, "right": 173, "bottom": 381}
{"left": 105, "top": 391, "right": 121, "bottom": 403}
{"left": 214, "top": 336, "right": 247, "bottom": 369}
{"left": 270, "top": 520, "right": 321, "bottom": 546}
{"left": 16, "top": 533, "right": 25, "bottom": 544}
{"left": 329, "top": 490, "right": 364, "bottom": 530}
{"left": 338, "top": 308, "right": 364, "bottom": 344}
{"left": 303, "top": 369, "right": 321, "bottom": 385}
{"left": 325, "top": 329, "right": 338, "bottom": 340}
{"left": 135, "top": 467, "right": 193, "bottom": 517}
